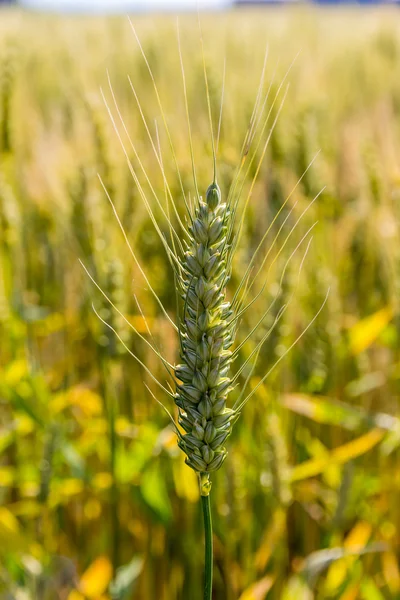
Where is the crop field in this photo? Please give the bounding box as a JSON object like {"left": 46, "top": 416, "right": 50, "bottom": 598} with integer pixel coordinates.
{"left": 0, "top": 7, "right": 400, "bottom": 600}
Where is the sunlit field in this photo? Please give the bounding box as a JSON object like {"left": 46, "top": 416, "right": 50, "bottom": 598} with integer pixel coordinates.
{"left": 1, "top": 7, "right": 400, "bottom": 599}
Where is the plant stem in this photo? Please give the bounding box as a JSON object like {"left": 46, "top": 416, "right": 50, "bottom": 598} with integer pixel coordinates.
{"left": 201, "top": 492, "right": 213, "bottom": 600}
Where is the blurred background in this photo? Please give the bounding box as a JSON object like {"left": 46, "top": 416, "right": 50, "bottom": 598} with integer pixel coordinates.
{"left": 3, "top": 0, "right": 400, "bottom": 11}
{"left": 1, "top": 2, "right": 400, "bottom": 600}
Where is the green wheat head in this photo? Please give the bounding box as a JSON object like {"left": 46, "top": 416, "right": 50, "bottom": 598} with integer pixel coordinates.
{"left": 82, "top": 19, "right": 328, "bottom": 499}
{"left": 175, "top": 180, "right": 238, "bottom": 488}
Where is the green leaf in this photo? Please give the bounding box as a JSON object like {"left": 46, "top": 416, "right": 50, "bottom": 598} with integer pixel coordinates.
{"left": 140, "top": 462, "right": 172, "bottom": 524}
{"left": 360, "top": 578, "right": 385, "bottom": 600}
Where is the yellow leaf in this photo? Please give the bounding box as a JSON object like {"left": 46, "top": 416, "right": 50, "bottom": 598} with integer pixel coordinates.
{"left": 4, "top": 360, "right": 28, "bottom": 386}
{"left": 80, "top": 556, "right": 112, "bottom": 598}
{"left": 15, "top": 415, "right": 35, "bottom": 436}
{"left": 11, "top": 500, "right": 42, "bottom": 518}
{"left": 291, "top": 429, "right": 385, "bottom": 482}
{"left": 333, "top": 429, "right": 385, "bottom": 463}
{"left": 238, "top": 575, "right": 275, "bottom": 600}
{"left": 68, "top": 387, "right": 103, "bottom": 417}
{"left": 0, "top": 430, "right": 13, "bottom": 454}
{"left": 0, "top": 467, "right": 15, "bottom": 487}
{"left": 67, "top": 591, "right": 84, "bottom": 600}
{"left": 338, "top": 582, "right": 361, "bottom": 600}
{"left": 0, "top": 506, "right": 28, "bottom": 552}
{"left": 67, "top": 590, "right": 85, "bottom": 600}
{"left": 382, "top": 552, "right": 400, "bottom": 594}
{"left": 92, "top": 473, "right": 113, "bottom": 490}
{"left": 20, "top": 481, "right": 40, "bottom": 498}
{"left": 49, "top": 392, "right": 69, "bottom": 414}
{"left": 325, "top": 523, "right": 371, "bottom": 591}
{"left": 325, "top": 559, "right": 349, "bottom": 594}
{"left": 60, "top": 479, "right": 85, "bottom": 497}
{"left": 344, "top": 521, "right": 372, "bottom": 551}
{"left": 172, "top": 455, "right": 199, "bottom": 503}
{"left": 349, "top": 307, "right": 393, "bottom": 355}
{"left": 0, "top": 507, "right": 20, "bottom": 534}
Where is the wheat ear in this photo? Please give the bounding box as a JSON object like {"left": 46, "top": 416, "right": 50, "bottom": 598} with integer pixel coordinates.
{"left": 175, "top": 179, "right": 238, "bottom": 495}
{"left": 81, "top": 21, "right": 330, "bottom": 600}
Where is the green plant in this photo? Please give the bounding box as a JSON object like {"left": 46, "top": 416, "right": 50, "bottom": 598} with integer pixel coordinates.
{"left": 81, "top": 21, "right": 330, "bottom": 600}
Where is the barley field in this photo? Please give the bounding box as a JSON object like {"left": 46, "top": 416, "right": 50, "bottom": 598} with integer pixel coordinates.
{"left": 1, "top": 7, "right": 400, "bottom": 600}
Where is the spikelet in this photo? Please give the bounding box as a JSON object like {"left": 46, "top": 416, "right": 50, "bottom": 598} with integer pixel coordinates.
{"left": 174, "top": 181, "right": 239, "bottom": 495}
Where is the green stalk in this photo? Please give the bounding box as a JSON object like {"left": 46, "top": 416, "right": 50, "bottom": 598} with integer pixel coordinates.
{"left": 201, "top": 474, "right": 213, "bottom": 600}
